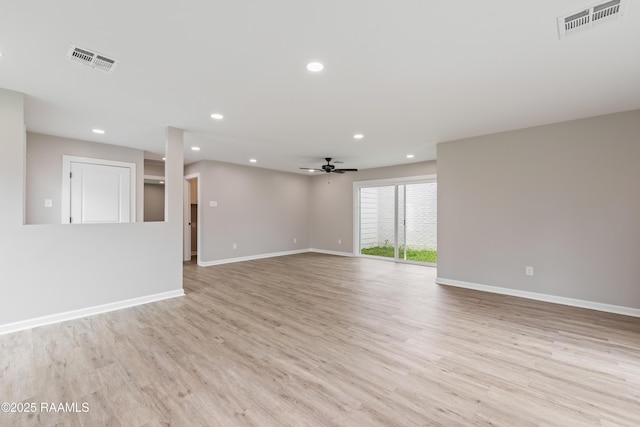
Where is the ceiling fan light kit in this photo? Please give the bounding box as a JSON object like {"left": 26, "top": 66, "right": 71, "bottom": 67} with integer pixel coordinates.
{"left": 299, "top": 158, "right": 358, "bottom": 174}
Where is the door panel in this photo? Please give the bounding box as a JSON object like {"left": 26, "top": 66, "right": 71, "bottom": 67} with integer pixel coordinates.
{"left": 359, "top": 185, "right": 395, "bottom": 259}
{"left": 70, "top": 162, "right": 131, "bottom": 224}
{"left": 190, "top": 204, "right": 198, "bottom": 254}
{"left": 399, "top": 182, "right": 437, "bottom": 264}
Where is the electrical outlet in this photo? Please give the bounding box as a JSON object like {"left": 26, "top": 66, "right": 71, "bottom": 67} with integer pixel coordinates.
{"left": 293, "top": 238, "right": 297, "bottom": 244}
{"left": 525, "top": 266, "right": 534, "bottom": 276}
{"left": 338, "top": 239, "right": 342, "bottom": 245}
{"left": 233, "top": 243, "right": 237, "bottom": 249}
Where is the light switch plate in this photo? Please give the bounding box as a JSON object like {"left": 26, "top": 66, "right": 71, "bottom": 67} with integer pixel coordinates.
{"left": 44, "top": 199, "right": 53, "bottom": 208}
{"left": 209, "top": 201, "right": 218, "bottom": 207}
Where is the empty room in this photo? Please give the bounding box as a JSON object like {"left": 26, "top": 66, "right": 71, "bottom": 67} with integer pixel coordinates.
{"left": 1, "top": 1, "right": 639, "bottom": 426}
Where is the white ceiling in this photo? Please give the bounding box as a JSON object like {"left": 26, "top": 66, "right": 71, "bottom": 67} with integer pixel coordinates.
{"left": 1, "top": 1, "right": 639, "bottom": 173}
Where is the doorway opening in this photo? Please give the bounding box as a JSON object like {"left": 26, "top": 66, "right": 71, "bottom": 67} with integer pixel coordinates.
{"left": 184, "top": 175, "right": 200, "bottom": 262}
{"left": 355, "top": 176, "right": 437, "bottom": 266}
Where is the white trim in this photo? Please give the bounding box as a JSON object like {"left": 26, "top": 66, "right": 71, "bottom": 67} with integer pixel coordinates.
{"left": 394, "top": 184, "right": 399, "bottom": 258}
{"left": 62, "top": 155, "right": 137, "bottom": 224}
{"left": 436, "top": 277, "right": 640, "bottom": 318}
{"left": 198, "top": 249, "right": 311, "bottom": 266}
{"left": 357, "top": 253, "right": 436, "bottom": 267}
{"left": 144, "top": 174, "right": 165, "bottom": 184}
{"left": 352, "top": 183, "right": 359, "bottom": 257}
{"left": 353, "top": 174, "right": 437, "bottom": 187}
{"left": 309, "top": 248, "right": 354, "bottom": 257}
{"left": 183, "top": 179, "right": 191, "bottom": 261}
{"left": 184, "top": 173, "right": 201, "bottom": 265}
{"left": 198, "top": 248, "right": 355, "bottom": 266}
{"left": 0, "top": 289, "right": 184, "bottom": 336}
{"left": 22, "top": 125, "right": 27, "bottom": 225}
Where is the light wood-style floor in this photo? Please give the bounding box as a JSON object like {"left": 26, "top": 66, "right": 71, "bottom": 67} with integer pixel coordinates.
{"left": 2, "top": 253, "right": 640, "bottom": 426}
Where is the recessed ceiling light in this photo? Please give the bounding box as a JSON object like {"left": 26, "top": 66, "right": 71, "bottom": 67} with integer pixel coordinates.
{"left": 210, "top": 113, "right": 224, "bottom": 120}
{"left": 406, "top": 154, "right": 415, "bottom": 159}
{"left": 308, "top": 169, "right": 315, "bottom": 173}
{"left": 353, "top": 134, "right": 364, "bottom": 140}
{"left": 92, "top": 129, "right": 105, "bottom": 134}
{"left": 249, "top": 159, "right": 257, "bottom": 163}
{"left": 162, "top": 157, "right": 166, "bottom": 161}
{"left": 306, "top": 62, "right": 324, "bottom": 72}
{"left": 159, "top": 181, "right": 165, "bottom": 184}
{"left": 191, "top": 146, "right": 200, "bottom": 151}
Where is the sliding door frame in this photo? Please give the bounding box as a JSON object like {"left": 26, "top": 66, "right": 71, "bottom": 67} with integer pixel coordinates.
{"left": 353, "top": 174, "right": 437, "bottom": 266}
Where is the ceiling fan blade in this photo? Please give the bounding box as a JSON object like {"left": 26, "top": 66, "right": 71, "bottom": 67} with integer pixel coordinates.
{"left": 303, "top": 159, "right": 358, "bottom": 174}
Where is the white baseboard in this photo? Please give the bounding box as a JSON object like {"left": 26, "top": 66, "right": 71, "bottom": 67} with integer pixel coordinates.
{"left": 198, "top": 249, "right": 311, "bottom": 266}
{"left": 309, "top": 248, "right": 354, "bottom": 257}
{"left": 0, "top": 289, "right": 185, "bottom": 336}
{"left": 198, "top": 248, "right": 355, "bottom": 266}
{"left": 436, "top": 277, "right": 640, "bottom": 318}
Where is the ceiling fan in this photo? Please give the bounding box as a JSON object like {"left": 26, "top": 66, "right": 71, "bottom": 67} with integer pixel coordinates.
{"left": 300, "top": 158, "right": 358, "bottom": 174}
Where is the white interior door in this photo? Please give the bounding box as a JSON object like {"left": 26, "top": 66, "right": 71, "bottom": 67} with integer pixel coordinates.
{"left": 62, "top": 156, "right": 136, "bottom": 224}
{"left": 70, "top": 162, "right": 131, "bottom": 224}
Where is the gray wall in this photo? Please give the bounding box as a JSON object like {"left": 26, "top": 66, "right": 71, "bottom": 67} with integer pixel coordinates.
{"left": 186, "top": 160, "right": 437, "bottom": 262}
{"left": 144, "top": 183, "right": 165, "bottom": 222}
{"left": 186, "top": 160, "right": 311, "bottom": 263}
{"left": 310, "top": 161, "right": 437, "bottom": 253}
{"left": 0, "top": 88, "right": 184, "bottom": 328}
{"left": 26, "top": 132, "right": 145, "bottom": 224}
{"left": 437, "top": 109, "right": 640, "bottom": 308}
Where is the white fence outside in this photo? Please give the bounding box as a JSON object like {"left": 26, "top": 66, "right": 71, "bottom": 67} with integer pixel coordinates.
{"left": 360, "top": 183, "right": 437, "bottom": 251}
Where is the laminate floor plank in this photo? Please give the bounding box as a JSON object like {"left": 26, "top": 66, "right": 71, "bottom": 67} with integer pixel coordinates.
{"left": 1, "top": 253, "right": 640, "bottom": 426}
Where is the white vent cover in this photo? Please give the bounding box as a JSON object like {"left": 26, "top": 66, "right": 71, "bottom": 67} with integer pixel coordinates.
{"left": 558, "top": 0, "right": 625, "bottom": 38}
{"left": 66, "top": 46, "right": 119, "bottom": 73}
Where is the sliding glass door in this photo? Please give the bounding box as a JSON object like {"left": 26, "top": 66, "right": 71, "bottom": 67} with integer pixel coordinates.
{"left": 397, "top": 183, "right": 437, "bottom": 264}
{"left": 359, "top": 185, "right": 396, "bottom": 259}
{"left": 358, "top": 179, "right": 436, "bottom": 265}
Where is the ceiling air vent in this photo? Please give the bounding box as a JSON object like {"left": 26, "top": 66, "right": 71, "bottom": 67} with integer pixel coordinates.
{"left": 558, "top": 0, "right": 625, "bottom": 38}
{"left": 66, "top": 45, "right": 119, "bottom": 74}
